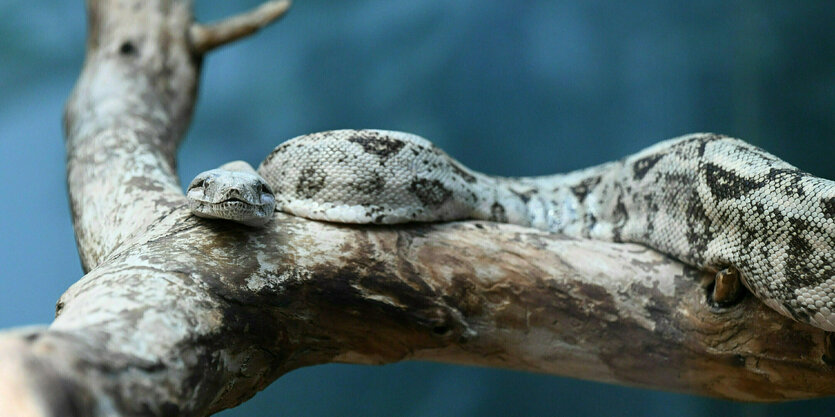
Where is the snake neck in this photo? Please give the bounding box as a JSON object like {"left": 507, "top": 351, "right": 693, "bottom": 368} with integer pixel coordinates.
{"left": 470, "top": 161, "right": 630, "bottom": 240}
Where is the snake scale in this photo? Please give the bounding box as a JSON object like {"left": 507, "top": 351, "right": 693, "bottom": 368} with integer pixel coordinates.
{"left": 187, "top": 130, "right": 835, "bottom": 331}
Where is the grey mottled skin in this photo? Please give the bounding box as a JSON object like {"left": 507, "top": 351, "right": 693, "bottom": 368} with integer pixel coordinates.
{"left": 190, "top": 130, "right": 835, "bottom": 331}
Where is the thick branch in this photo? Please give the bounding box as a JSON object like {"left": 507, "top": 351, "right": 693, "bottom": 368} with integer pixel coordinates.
{"left": 7, "top": 211, "right": 835, "bottom": 416}
{"left": 3, "top": 0, "right": 835, "bottom": 416}
{"left": 63, "top": 0, "right": 197, "bottom": 271}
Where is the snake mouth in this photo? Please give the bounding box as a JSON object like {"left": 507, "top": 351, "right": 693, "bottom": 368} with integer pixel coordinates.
{"left": 215, "top": 200, "right": 259, "bottom": 212}
{"left": 217, "top": 197, "right": 273, "bottom": 208}
{"left": 193, "top": 199, "right": 256, "bottom": 211}
{"left": 220, "top": 197, "right": 250, "bottom": 204}
{"left": 191, "top": 199, "right": 263, "bottom": 219}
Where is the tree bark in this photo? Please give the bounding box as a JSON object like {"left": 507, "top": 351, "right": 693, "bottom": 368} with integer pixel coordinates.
{"left": 2, "top": 0, "right": 835, "bottom": 416}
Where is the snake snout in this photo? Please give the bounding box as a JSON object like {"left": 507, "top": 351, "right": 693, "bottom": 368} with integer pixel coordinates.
{"left": 225, "top": 186, "right": 246, "bottom": 199}
{"left": 215, "top": 185, "right": 258, "bottom": 205}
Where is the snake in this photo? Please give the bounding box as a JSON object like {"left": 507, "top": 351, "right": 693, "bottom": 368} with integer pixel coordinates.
{"left": 186, "top": 129, "right": 835, "bottom": 331}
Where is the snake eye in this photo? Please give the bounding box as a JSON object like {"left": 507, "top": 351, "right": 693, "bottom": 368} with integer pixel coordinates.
{"left": 191, "top": 178, "right": 206, "bottom": 189}
{"left": 259, "top": 183, "right": 273, "bottom": 194}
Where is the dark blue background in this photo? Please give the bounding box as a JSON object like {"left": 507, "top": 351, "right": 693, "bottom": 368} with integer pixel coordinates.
{"left": 1, "top": 1, "right": 834, "bottom": 415}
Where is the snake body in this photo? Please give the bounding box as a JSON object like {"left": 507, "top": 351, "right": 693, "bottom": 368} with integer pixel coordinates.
{"left": 188, "top": 130, "right": 835, "bottom": 331}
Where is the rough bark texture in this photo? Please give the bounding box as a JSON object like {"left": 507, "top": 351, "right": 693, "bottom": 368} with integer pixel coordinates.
{"left": 2, "top": 0, "right": 835, "bottom": 416}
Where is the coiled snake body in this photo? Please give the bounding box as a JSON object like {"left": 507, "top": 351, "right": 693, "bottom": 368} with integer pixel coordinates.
{"left": 187, "top": 130, "right": 835, "bottom": 331}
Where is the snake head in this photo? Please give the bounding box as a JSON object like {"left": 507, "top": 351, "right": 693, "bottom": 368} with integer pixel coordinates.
{"left": 187, "top": 166, "right": 276, "bottom": 227}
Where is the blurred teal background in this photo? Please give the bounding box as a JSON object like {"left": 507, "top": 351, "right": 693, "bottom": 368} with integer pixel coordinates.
{"left": 1, "top": 0, "right": 835, "bottom": 415}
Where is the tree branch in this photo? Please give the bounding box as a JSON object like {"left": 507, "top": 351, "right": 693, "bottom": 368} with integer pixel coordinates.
{"left": 190, "top": 0, "right": 291, "bottom": 54}
{"left": 63, "top": 0, "right": 197, "bottom": 271}
{"left": 3, "top": 0, "right": 835, "bottom": 416}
